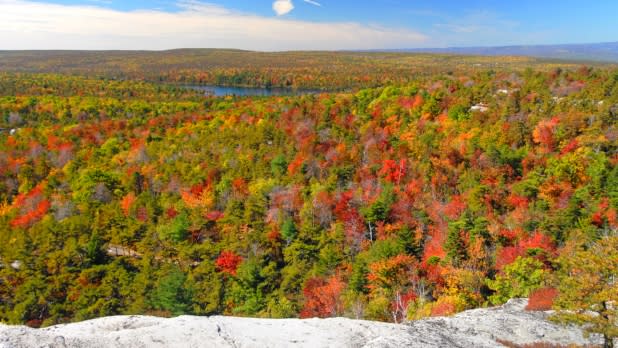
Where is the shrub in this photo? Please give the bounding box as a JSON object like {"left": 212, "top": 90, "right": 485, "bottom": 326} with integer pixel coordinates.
{"left": 526, "top": 287, "right": 558, "bottom": 311}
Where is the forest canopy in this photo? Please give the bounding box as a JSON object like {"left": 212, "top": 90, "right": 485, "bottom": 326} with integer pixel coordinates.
{"left": 0, "top": 54, "right": 616, "bottom": 343}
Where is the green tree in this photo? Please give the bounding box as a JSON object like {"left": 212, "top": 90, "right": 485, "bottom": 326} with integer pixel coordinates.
{"left": 149, "top": 266, "right": 190, "bottom": 316}
{"left": 228, "top": 258, "right": 269, "bottom": 316}
{"left": 281, "top": 218, "right": 297, "bottom": 245}
{"left": 186, "top": 261, "right": 224, "bottom": 315}
{"left": 487, "top": 256, "right": 548, "bottom": 305}
{"left": 157, "top": 212, "right": 189, "bottom": 243}
{"left": 270, "top": 154, "right": 288, "bottom": 177}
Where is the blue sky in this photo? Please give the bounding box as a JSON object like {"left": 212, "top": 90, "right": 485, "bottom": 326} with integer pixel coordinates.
{"left": 1, "top": 0, "right": 617, "bottom": 50}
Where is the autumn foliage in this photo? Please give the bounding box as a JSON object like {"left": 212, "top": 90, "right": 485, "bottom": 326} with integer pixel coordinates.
{"left": 215, "top": 251, "right": 243, "bottom": 276}
{"left": 496, "top": 232, "right": 556, "bottom": 270}
{"left": 300, "top": 276, "right": 345, "bottom": 318}
{"left": 532, "top": 117, "right": 559, "bottom": 152}
{"left": 10, "top": 185, "right": 50, "bottom": 228}
{"left": 526, "top": 288, "right": 558, "bottom": 311}
{"left": 120, "top": 192, "right": 136, "bottom": 216}
{"left": 0, "top": 61, "right": 616, "bottom": 327}
{"left": 181, "top": 181, "right": 214, "bottom": 209}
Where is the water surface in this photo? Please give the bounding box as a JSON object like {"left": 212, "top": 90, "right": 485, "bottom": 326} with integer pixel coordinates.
{"left": 188, "top": 85, "right": 320, "bottom": 97}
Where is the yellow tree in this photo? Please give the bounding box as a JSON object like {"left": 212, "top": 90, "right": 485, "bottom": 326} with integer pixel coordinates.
{"left": 367, "top": 254, "right": 419, "bottom": 322}
{"left": 553, "top": 235, "right": 618, "bottom": 348}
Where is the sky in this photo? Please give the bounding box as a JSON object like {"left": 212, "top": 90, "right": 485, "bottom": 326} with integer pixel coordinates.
{"left": 0, "top": 0, "right": 617, "bottom": 51}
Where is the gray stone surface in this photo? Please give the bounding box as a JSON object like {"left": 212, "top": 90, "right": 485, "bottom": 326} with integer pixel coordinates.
{"left": 0, "top": 299, "right": 604, "bottom": 348}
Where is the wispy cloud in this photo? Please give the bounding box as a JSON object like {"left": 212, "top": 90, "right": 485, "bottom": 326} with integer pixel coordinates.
{"left": 272, "top": 0, "right": 293, "bottom": 16}
{"left": 433, "top": 23, "right": 480, "bottom": 34}
{"left": 0, "top": 0, "right": 428, "bottom": 50}
{"left": 427, "top": 10, "right": 524, "bottom": 47}
{"left": 303, "top": 0, "right": 321, "bottom": 7}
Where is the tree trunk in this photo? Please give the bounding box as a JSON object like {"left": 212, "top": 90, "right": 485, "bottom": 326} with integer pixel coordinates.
{"left": 602, "top": 301, "right": 613, "bottom": 348}
{"left": 604, "top": 334, "right": 613, "bottom": 348}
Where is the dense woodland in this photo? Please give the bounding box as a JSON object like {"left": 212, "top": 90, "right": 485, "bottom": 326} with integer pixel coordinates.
{"left": 0, "top": 55, "right": 616, "bottom": 343}
{"left": 0, "top": 50, "right": 606, "bottom": 90}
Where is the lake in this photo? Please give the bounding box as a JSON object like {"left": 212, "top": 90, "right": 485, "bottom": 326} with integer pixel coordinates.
{"left": 187, "top": 85, "right": 321, "bottom": 97}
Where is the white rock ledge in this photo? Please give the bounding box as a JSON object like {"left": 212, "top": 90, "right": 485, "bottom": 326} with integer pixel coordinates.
{"left": 0, "top": 299, "right": 603, "bottom": 348}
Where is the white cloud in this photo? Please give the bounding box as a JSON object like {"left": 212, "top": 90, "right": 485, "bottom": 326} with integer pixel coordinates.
{"left": 272, "top": 0, "right": 293, "bottom": 16}
{"left": 303, "top": 0, "right": 321, "bottom": 7}
{"left": 0, "top": 0, "right": 428, "bottom": 50}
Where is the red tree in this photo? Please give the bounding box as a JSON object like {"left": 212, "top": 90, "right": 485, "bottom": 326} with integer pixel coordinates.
{"left": 10, "top": 184, "right": 50, "bottom": 228}
{"left": 215, "top": 251, "right": 243, "bottom": 276}
{"left": 300, "top": 276, "right": 345, "bottom": 318}
{"left": 379, "top": 159, "right": 406, "bottom": 184}
{"left": 532, "top": 117, "right": 559, "bottom": 152}
{"left": 495, "top": 232, "right": 555, "bottom": 270}
{"left": 334, "top": 190, "right": 365, "bottom": 244}
{"left": 120, "top": 192, "right": 136, "bottom": 216}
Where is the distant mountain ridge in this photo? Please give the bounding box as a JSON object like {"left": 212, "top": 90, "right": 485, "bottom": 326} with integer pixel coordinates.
{"left": 379, "top": 42, "right": 618, "bottom": 62}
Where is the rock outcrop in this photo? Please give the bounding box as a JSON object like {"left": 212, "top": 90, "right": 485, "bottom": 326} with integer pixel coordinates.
{"left": 0, "top": 299, "right": 603, "bottom": 348}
